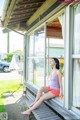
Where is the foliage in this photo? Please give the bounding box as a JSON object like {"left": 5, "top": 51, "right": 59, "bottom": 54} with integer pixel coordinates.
{"left": 3, "top": 50, "right": 23, "bottom": 62}
{"left": 0, "top": 79, "right": 22, "bottom": 112}
{"left": 59, "top": 58, "right": 64, "bottom": 75}
{"left": 4, "top": 53, "right": 13, "bottom": 62}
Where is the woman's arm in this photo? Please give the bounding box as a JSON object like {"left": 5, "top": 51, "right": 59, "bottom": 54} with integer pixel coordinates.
{"left": 57, "top": 70, "right": 63, "bottom": 97}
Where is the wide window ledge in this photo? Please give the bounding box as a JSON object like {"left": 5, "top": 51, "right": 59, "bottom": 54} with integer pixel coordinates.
{"left": 24, "top": 81, "right": 80, "bottom": 119}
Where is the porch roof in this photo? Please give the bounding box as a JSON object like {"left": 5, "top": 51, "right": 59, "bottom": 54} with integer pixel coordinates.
{"left": 1, "top": 0, "right": 71, "bottom": 33}
{"left": 1, "top": 0, "right": 65, "bottom": 32}
{"left": 1, "top": 0, "right": 47, "bottom": 31}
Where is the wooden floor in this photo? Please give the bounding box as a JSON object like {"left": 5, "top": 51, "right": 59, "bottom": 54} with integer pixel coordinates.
{"left": 32, "top": 103, "right": 63, "bottom": 120}
{"left": 25, "top": 82, "right": 80, "bottom": 120}
{"left": 26, "top": 96, "right": 63, "bottom": 120}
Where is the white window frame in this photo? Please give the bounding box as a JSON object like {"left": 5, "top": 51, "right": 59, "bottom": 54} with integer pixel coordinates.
{"left": 70, "top": 3, "right": 80, "bottom": 115}
{"left": 25, "top": 6, "right": 79, "bottom": 111}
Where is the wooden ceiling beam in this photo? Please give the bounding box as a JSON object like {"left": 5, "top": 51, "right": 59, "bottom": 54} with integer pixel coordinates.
{"left": 16, "top": 1, "right": 44, "bottom": 7}
{"left": 47, "top": 27, "right": 62, "bottom": 32}
{"left": 8, "top": 20, "right": 26, "bottom": 25}
{"left": 12, "top": 8, "right": 36, "bottom": 15}
{"left": 13, "top": 4, "right": 41, "bottom": 11}
{"left": 15, "top": 2, "right": 42, "bottom": 9}
{"left": 4, "top": 0, "right": 17, "bottom": 26}
{"left": 10, "top": 12, "right": 32, "bottom": 19}
{"left": 27, "top": 0, "right": 57, "bottom": 26}
{"left": 8, "top": 16, "right": 30, "bottom": 22}
{"left": 17, "top": 0, "right": 45, "bottom": 5}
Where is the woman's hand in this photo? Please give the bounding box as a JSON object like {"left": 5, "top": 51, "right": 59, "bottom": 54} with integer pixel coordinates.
{"left": 59, "top": 92, "right": 64, "bottom": 98}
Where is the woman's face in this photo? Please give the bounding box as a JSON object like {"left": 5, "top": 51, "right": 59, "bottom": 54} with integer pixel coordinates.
{"left": 49, "top": 59, "right": 56, "bottom": 66}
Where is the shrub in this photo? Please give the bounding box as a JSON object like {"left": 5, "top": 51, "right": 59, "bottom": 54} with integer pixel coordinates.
{"left": 4, "top": 53, "right": 13, "bottom": 62}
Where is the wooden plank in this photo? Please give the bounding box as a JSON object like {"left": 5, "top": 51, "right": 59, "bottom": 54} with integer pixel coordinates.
{"left": 26, "top": 0, "right": 57, "bottom": 26}
{"left": 26, "top": 97, "right": 56, "bottom": 119}
{"left": 25, "top": 82, "right": 79, "bottom": 120}
{"left": 26, "top": 94, "right": 63, "bottom": 120}
{"left": 4, "top": 0, "right": 17, "bottom": 26}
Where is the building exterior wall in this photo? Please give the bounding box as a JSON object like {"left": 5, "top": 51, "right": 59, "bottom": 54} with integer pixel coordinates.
{"left": 24, "top": 1, "right": 80, "bottom": 117}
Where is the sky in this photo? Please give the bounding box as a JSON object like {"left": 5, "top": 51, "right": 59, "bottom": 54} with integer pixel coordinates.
{"left": 0, "top": 0, "right": 5, "bottom": 16}
{"left": 0, "top": 28, "right": 24, "bottom": 53}
{"left": 0, "top": 1, "right": 24, "bottom": 53}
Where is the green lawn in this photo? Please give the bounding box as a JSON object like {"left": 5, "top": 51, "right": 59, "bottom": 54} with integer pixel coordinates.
{"left": 0, "top": 79, "right": 23, "bottom": 112}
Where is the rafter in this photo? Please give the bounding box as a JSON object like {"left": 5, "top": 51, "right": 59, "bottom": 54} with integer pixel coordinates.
{"left": 16, "top": 1, "right": 44, "bottom": 7}
{"left": 47, "top": 26, "right": 62, "bottom": 32}
{"left": 17, "top": 0, "right": 45, "bottom": 5}
{"left": 14, "top": 4, "right": 41, "bottom": 11}
{"left": 9, "top": 16, "right": 30, "bottom": 22}
{"left": 10, "top": 12, "right": 33, "bottom": 19}
{"left": 11, "top": 8, "right": 36, "bottom": 15}
{"left": 8, "top": 20, "right": 26, "bottom": 25}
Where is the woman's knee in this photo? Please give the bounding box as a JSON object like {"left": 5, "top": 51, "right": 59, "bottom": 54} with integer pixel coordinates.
{"left": 39, "top": 86, "right": 45, "bottom": 92}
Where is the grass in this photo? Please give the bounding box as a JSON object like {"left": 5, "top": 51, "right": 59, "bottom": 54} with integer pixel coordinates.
{"left": 0, "top": 79, "right": 23, "bottom": 112}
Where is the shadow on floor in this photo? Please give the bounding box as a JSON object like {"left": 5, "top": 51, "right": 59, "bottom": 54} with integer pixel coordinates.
{"left": 4, "top": 92, "right": 29, "bottom": 120}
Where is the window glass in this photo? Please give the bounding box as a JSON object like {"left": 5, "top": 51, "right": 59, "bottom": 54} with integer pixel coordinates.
{"left": 29, "top": 35, "right": 34, "bottom": 56}
{"left": 34, "top": 58, "right": 44, "bottom": 87}
{"left": 28, "top": 59, "right": 34, "bottom": 83}
{"left": 73, "top": 59, "right": 80, "bottom": 109}
{"left": 34, "top": 27, "right": 45, "bottom": 56}
{"left": 73, "top": 5, "right": 80, "bottom": 54}
{"left": 46, "top": 17, "right": 64, "bottom": 101}
{"left": 27, "top": 26, "right": 45, "bottom": 88}
{"left": 72, "top": 5, "right": 80, "bottom": 110}
{"left": 46, "top": 38, "right": 64, "bottom": 58}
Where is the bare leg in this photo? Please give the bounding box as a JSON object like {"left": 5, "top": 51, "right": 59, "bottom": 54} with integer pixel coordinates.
{"left": 29, "top": 86, "right": 49, "bottom": 107}
{"left": 22, "top": 91, "right": 55, "bottom": 115}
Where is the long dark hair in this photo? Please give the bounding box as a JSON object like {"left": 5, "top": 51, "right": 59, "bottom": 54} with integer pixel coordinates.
{"left": 52, "top": 58, "right": 60, "bottom": 69}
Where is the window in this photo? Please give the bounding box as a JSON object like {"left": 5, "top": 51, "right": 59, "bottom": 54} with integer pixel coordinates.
{"left": 46, "top": 16, "right": 64, "bottom": 101}
{"left": 72, "top": 4, "right": 80, "bottom": 110}
{"left": 27, "top": 26, "right": 45, "bottom": 87}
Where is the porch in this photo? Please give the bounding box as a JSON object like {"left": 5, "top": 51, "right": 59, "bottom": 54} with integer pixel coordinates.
{"left": 1, "top": 0, "right": 80, "bottom": 119}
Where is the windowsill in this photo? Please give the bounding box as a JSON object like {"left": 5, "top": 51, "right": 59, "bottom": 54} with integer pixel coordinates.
{"left": 25, "top": 81, "right": 64, "bottom": 105}
{"left": 25, "top": 81, "right": 80, "bottom": 119}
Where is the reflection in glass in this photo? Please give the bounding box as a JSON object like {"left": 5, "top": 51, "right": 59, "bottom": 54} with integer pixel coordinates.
{"left": 72, "top": 5, "right": 80, "bottom": 110}
{"left": 73, "top": 59, "right": 80, "bottom": 108}
{"left": 34, "top": 27, "right": 45, "bottom": 56}
{"left": 46, "top": 38, "right": 64, "bottom": 58}
{"left": 46, "top": 17, "right": 64, "bottom": 102}
{"left": 29, "top": 35, "right": 34, "bottom": 56}
{"left": 28, "top": 26, "right": 45, "bottom": 87}
{"left": 73, "top": 5, "right": 80, "bottom": 54}
{"left": 34, "top": 59, "right": 44, "bottom": 87}
{"left": 28, "top": 59, "right": 34, "bottom": 83}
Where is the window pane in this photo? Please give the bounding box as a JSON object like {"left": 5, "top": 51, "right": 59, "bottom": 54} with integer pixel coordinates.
{"left": 73, "top": 59, "right": 80, "bottom": 109}
{"left": 72, "top": 5, "right": 80, "bottom": 110}
{"left": 34, "top": 58, "right": 44, "bottom": 87}
{"left": 29, "top": 35, "right": 34, "bottom": 56}
{"left": 73, "top": 5, "right": 80, "bottom": 54}
{"left": 46, "top": 38, "right": 64, "bottom": 58}
{"left": 28, "top": 26, "right": 45, "bottom": 87}
{"left": 28, "top": 59, "right": 34, "bottom": 83}
{"left": 46, "top": 16, "right": 64, "bottom": 102}
{"left": 34, "top": 27, "right": 45, "bottom": 56}
{"left": 46, "top": 59, "right": 52, "bottom": 85}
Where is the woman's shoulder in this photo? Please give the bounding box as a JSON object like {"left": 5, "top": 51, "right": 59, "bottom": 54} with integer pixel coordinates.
{"left": 57, "top": 69, "right": 62, "bottom": 75}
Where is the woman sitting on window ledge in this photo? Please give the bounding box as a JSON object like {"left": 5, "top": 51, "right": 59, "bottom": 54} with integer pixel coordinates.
{"left": 21, "top": 58, "right": 63, "bottom": 115}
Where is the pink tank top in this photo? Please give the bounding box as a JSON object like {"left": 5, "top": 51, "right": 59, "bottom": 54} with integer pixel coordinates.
{"left": 49, "top": 73, "right": 60, "bottom": 90}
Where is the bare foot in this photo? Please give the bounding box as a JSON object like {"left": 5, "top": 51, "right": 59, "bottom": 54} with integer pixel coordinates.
{"left": 21, "top": 110, "right": 31, "bottom": 115}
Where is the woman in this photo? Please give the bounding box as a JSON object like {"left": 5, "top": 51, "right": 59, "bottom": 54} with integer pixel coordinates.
{"left": 22, "top": 58, "right": 63, "bottom": 115}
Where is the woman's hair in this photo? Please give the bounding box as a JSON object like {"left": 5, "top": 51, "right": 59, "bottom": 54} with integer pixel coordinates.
{"left": 52, "top": 58, "right": 60, "bottom": 69}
